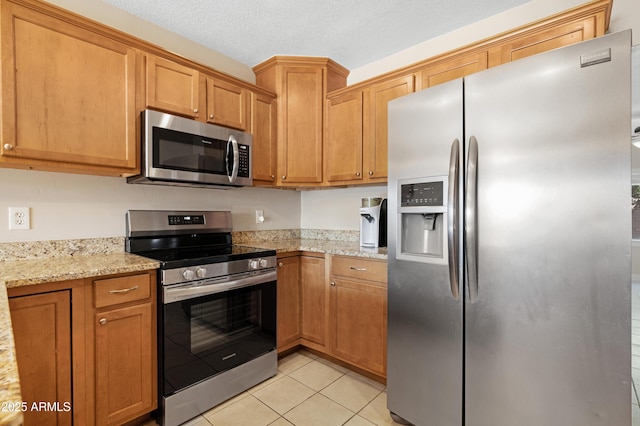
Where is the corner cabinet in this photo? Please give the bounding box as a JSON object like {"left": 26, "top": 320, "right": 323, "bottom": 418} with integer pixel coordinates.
{"left": 0, "top": 0, "right": 139, "bottom": 177}
{"left": 254, "top": 57, "right": 348, "bottom": 187}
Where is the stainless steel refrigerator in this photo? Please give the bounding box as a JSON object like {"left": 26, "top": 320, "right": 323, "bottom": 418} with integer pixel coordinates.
{"left": 387, "top": 30, "right": 631, "bottom": 426}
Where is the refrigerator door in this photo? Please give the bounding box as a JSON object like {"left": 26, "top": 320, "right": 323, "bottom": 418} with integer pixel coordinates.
{"left": 387, "top": 79, "right": 464, "bottom": 425}
{"left": 464, "top": 31, "right": 631, "bottom": 425}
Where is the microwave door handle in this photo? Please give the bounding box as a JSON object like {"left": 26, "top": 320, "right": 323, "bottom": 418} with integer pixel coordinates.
{"left": 226, "top": 136, "right": 239, "bottom": 183}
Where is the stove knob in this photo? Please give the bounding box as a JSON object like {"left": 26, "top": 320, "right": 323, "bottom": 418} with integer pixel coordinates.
{"left": 249, "top": 259, "right": 259, "bottom": 269}
{"left": 259, "top": 259, "right": 268, "bottom": 268}
{"left": 196, "top": 267, "right": 207, "bottom": 278}
{"left": 182, "top": 269, "right": 195, "bottom": 280}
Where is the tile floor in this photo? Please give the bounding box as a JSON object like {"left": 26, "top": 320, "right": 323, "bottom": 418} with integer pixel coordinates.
{"left": 633, "top": 281, "right": 640, "bottom": 425}
{"left": 148, "top": 350, "right": 403, "bottom": 426}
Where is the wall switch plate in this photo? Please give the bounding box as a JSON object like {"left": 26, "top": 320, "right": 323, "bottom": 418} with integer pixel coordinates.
{"left": 9, "top": 207, "right": 30, "bottom": 230}
{"left": 255, "top": 209, "right": 265, "bottom": 224}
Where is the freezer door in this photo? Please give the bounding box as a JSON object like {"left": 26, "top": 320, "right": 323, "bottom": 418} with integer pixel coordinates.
{"left": 464, "top": 31, "right": 631, "bottom": 426}
{"left": 387, "top": 79, "right": 464, "bottom": 425}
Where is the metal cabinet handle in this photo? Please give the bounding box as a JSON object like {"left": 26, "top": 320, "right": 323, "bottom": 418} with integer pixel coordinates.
{"left": 271, "top": 175, "right": 275, "bottom": 180}
{"left": 194, "top": 108, "right": 199, "bottom": 113}
{"left": 282, "top": 175, "right": 286, "bottom": 180}
{"left": 330, "top": 282, "right": 336, "bottom": 286}
{"left": 209, "top": 114, "right": 214, "bottom": 119}
{"left": 356, "top": 172, "right": 361, "bottom": 177}
{"left": 99, "top": 318, "right": 107, "bottom": 325}
{"left": 369, "top": 171, "right": 373, "bottom": 176}
{"left": 108, "top": 285, "right": 139, "bottom": 294}
{"left": 3, "top": 143, "right": 14, "bottom": 150}
{"left": 349, "top": 267, "right": 366, "bottom": 271}
{"left": 278, "top": 262, "right": 283, "bottom": 267}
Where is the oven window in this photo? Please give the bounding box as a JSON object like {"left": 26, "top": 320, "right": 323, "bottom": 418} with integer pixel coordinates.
{"left": 162, "top": 281, "right": 276, "bottom": 396}
{"left": 153, "top": 127, "right": 227, "bottom": 174}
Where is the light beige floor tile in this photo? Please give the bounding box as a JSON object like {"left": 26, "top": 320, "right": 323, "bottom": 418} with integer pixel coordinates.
{"left": 316, "top": 356, "right": 351, "bottom": 374}
{"left": 179, "top": 416, "right": 212, "bottom": 426}
{"left": 253, "top": 375, "right": 316, "bottom": 415}
{"left": 359, "top": 392, "right": 405, "bottom": 426}
{"left": 346, "top": 370, "right": 386, "bottom": 391}
{"left": 297, "top": 349, "right": 319, "bottom": 359}
{"left": 203, "top": 394, "right": 279, "bottom": 426}
{"left": 289, "top": 359, "right": 345, "bottom": 391}
{"left": 268, "top": 418, "right": 294, "bottom": 425}
{"left": 278, "top": 352, "right": 314, "bottom": 374}
{"left": 284, "top": 393, "right": 354, "bottom": 426}
{"left": 634, "top": 382, "right": 639, "bottom": 406}
{"left": 201, "top": 391, "right": 250, "bottom": 416}
{"left": 248, "top": 371, "right": 286, "bottom": 394}
{"left": 344, "top": 415, "right": 377, "bottom": 426}
{"left": 634, "top": 404, "right": 640, "bottom": 426}
{"left": 321, "top": 374, "right": 383, "bottom": 412}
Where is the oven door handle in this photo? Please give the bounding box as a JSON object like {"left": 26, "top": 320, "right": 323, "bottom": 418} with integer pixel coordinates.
{"left": 163, "top": 270, "right": 276, "bottom": 304}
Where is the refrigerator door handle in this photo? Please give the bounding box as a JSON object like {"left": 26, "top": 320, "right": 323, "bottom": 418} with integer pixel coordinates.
{"left": 466, "top": 136, "right": 479, "bottom": 301}
{"left": 447, "top": 139, "right": 460, "bottom": 300}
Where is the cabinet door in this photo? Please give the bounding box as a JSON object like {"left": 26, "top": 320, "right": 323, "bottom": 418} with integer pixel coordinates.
{"left": 363, "top": 75, "right": 414, "bottom": 182}
{"left": 95, "top": 303, "right": 154, "bottom": 426}
{"left": 325, "top": 90, "right": 363, "bottom": 183}
{"left": 206, "top": 78, "right": 250, "bottom": 130}
{"left": 276, "top": 256, "right": 301, "bottom": 350}
{"left": 492, "top": 16, "right": 599, "bottom": 65}
{"left": 0, "top": 3, "right": 137, "bottom": 175}
{"left": 300, "top": 255, "right": 326, "bottom": 346}
{"left": 9, "top": 291, "right": 72, "bottom": 426}
{"left": 279, "top": 67, "right": 324, "bottom": 184}
{"left": 251, "top": 92, "right": 277, "bottom": 184}
{"left": 146, "top": 55, "right": 200, "bottom": 118}
{"left": 330, "top": 278, "right": 387, "bottom": 376}
{"left": 418, "top": 51, "right": 488, "bottom": 89}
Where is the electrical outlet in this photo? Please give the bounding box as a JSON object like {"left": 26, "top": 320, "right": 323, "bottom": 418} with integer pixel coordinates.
{"left": 9, "top": 207, "right": 30, "bottom": 230}
{"left": 255, "top": 209, "right": 265, "bottom": 224}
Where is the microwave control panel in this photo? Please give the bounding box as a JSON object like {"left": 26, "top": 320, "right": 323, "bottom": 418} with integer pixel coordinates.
{"left": 238, "top": 144, "right": 249, "bottom": 178}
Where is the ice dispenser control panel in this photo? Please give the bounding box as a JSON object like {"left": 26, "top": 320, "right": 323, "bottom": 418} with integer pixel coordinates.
{"left": 401, "top": 181, "right": 444, "bottom": 207}
{"left": 397, "top": 176, "right": 448, "bottom": 265}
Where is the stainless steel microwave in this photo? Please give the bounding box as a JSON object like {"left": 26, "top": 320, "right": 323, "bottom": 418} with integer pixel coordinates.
{"left": 127, "top": 110, "right": 252, "bottom": 188}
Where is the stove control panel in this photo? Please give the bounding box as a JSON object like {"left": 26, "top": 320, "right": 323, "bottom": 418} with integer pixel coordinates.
{"left": 162, "top": 255, "right": 277, "bottom": 285}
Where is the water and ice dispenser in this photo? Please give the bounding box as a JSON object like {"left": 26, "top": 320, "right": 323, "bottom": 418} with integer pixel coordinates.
{"left": 397, "top": 176, "right": 448, "bottom": 265}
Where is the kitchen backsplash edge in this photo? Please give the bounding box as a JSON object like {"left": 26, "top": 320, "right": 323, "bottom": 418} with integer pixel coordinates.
{"left": 0, "top": 229, "right": 360, "bottom": 262}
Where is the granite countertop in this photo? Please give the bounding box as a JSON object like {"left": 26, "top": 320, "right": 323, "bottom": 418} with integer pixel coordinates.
{"left": 240, "top": 238, "right": 388, "bottom": 260}
{"left": 0, "top": 252, "right": 159, "bottom": 426}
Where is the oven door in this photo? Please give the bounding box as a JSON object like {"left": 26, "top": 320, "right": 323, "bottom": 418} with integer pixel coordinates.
{"left": 160, "top": 271, "right": 276, "bottom": 397}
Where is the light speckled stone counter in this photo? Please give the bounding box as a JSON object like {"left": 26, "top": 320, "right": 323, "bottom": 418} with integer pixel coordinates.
{"left": 241, "top": 238, "right": 388, "bottom": 259}
{"left": 0, "top": 251, "right": 159, "bottom": 425}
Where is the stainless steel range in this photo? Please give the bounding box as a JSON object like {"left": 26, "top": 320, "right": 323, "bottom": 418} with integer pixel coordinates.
{"left": 125, "top": 210, "right": 277, "bottom": 426}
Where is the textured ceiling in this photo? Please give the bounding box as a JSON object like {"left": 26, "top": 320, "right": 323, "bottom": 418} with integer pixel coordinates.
{"left": 100, "top": 0, "right": 529, "bottom": 70}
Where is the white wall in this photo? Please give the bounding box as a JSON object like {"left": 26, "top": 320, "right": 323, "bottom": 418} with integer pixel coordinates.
{"left": 300, "top": 186, "right": 387, "bottom": 230}
{"left": 349, "top": 0, "right": 640, "bottom": 84}
{"left": 0, "top": 169, "right": 300, "bottom": 242}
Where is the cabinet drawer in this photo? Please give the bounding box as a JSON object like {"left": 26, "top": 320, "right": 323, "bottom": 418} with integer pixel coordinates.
{"left": 331, "top": 256, "right": 387, "bottom": 284}
{"left": 94, "top": 273, "right": 152, "bottom": 308}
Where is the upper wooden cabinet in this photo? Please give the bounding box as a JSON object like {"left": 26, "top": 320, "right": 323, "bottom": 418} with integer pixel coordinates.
{"left": 325, "top": 89, "right": 363, "bottom": 184}
{"left": 416, "top": 51, "right": 488, "bottom": 90}
{"left": 206, "top": 77, "right": 250, "bottom": 131}
{"left": 252, "top": 91, "right": 278, "bottom": 185}
{"left": 254, "top": 57, "right": 348, "bottom": 187}
{"left": 146, "top": 55, "right": 201, "bottom": 119}
{"left": 0, "top": 0, "right": 139, "bottom": 177}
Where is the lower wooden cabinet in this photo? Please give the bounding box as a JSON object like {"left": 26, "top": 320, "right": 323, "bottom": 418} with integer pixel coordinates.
{"left": 9, "top": 291, "right": 73, "bottom": 426}
{"left": 276, "top": 254, "right": 301, "bottom": 351}
{"left": 300, "top": 254, "right": 327, "bottom": 348}
{"left": 8, "top": 271, "right": 157, "bottom": 426}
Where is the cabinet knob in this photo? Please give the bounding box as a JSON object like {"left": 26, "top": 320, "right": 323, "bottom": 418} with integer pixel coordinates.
{"left": 356, "top": 172, "right": 361, "bottom": 177}
{"left": 330, "top": 282, "right": 336, "bottom": 286}
{"left": 369, "top": 171, "right": 373, "bottom": 176}
{"left": 271, "top": 175, "right": 275, "bottom": 180}
{"left": 278, "top": 262, "right": 283, "bottom": 267}
{"left": 3, "top": 143, "right": 13, "bottom": 151}
{"left": 194, "top": 108, "right": 199, "bottom": 114}
{"left": 282, "top": 175, "right": 286, "bottom": 180}
{"left": 209, "top": 114, "right": 214, "bottom": 119}
{"left": 99, "top": 318, "right": 107, "bottom": 325}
